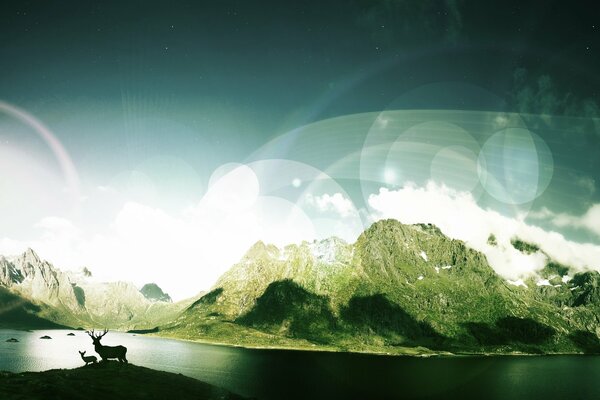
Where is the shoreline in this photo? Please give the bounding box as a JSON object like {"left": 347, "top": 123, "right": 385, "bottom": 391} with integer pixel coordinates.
{"left": 146, "top": 331, "right": 592, "bottom": 359}
{"left": 1, "top": 327, "right": 593, "bottom": 359}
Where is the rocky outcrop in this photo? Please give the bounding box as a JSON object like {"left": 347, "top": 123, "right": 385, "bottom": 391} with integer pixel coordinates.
{"left": 140, "top": 283, "right": 172, "bottom": 303}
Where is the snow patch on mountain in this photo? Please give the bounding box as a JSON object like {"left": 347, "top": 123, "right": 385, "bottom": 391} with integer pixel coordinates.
{"left": 507, "top": 279, "right": 528, "bottom": 288}
{"left": 309, "top": 237, "right": 347, "bottom": 264}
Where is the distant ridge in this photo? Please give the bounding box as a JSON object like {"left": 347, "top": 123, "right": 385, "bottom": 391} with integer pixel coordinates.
{"left": 0, "top": 249, "right": 189, "bottom": 330}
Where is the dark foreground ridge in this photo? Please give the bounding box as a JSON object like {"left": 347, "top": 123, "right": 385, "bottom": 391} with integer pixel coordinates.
{"left": 0, "top": 362, "right": 248, "bottom": 400}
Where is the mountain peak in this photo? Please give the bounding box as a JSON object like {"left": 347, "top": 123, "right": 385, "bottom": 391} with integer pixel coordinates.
{"left": 367, "top": 219, "right": 444, "bottom": 235}
{"left": 140, "top": 283, "right": 172, "bottom": 303}
{"left": 244, "top": 241, "right": 280, "bottom": 259}
{"left": 23, "top": 248, "right": 41, "bottom": 263}
{"left": 362, "top": 220, "right": 449, "bottom": 244}
{"left": 412, "top": 223, "right": 444, "bottom": 236}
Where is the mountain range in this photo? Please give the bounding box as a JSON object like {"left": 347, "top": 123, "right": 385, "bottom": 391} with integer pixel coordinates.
{"left": 3, "top": 219, "right": 600, "bottom": 355}
{"left": 0, "top": 248, "right": 190, "bottom": 330}
{"left": 160, "top": 219, "right": 600, "bottom": 354}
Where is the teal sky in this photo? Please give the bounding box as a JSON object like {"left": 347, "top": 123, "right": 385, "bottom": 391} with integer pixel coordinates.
{"left": 1, "top": 1, "right": 599, "bottom": 298}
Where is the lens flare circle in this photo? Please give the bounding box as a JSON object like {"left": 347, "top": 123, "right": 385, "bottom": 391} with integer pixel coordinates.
{"left": 477, "top": 128, "right": 554, "bottom": 205}
{"left": 430, "top": 146, "right": 479, "bottom": 192}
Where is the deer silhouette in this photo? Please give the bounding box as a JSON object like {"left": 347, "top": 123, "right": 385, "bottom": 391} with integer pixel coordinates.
{"left": 86, "top": 329, "right": 128, "bottom": 363}
{"left": 78, "top": 350, "right": 97, "bottom": 365}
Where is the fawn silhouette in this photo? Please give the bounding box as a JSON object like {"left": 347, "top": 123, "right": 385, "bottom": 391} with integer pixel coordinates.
{"left": 78, "top": 350, "right": 97, "bottom": 365}
{"left": 86, "top": 329, "right": 128, "bottom": 363}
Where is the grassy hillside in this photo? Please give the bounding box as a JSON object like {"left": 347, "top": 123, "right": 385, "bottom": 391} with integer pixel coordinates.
{"left": 0, "top": 287, "right": 68, "bottom": 330}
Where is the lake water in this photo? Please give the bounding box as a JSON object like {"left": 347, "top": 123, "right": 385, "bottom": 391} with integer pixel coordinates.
{"left": 0, "top": 329, "right": 598, "bottom": 400}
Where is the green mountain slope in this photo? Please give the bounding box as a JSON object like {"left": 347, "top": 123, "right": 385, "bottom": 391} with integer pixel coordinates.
{"left": 0, "top": 287, "right": 67, "bottom": 329}
{"left": 236, "top": 279, "right": 337, "bottom": 343}
{"left": 161, "top": 219, "right": 600, "bottom": 355}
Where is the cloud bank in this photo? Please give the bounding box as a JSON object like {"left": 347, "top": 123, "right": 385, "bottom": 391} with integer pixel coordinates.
{"left": 368, "top": 181, "right": 600, "bottom": 280}
{"left": 0, "top": 165, "right": 317, "bottom": 301}
{"left": 305, "top": 193, "right": 356, "bottom": 217}
{"left": 529, "top": 205, "right": 600, "bottom": 238}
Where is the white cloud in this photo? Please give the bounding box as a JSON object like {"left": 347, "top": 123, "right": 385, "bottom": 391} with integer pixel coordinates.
{"left": 368, "top": 181, "right": 600, "bottom": 280}
{"left": 305, "top": 192, "right": 355, "bottom": 217}
{"left": 0, "top": 165, "right": 317, "bottom": 301}
{"left": 35, "top": 216, "right": 81, "bottom": 237}
{"left": 529, "top": 204, "right": 600, "bottom": 237}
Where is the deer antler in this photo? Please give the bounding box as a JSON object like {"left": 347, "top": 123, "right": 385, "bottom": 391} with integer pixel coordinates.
{"left": 85, "top": 329, "right": 108, "bottom": 339}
